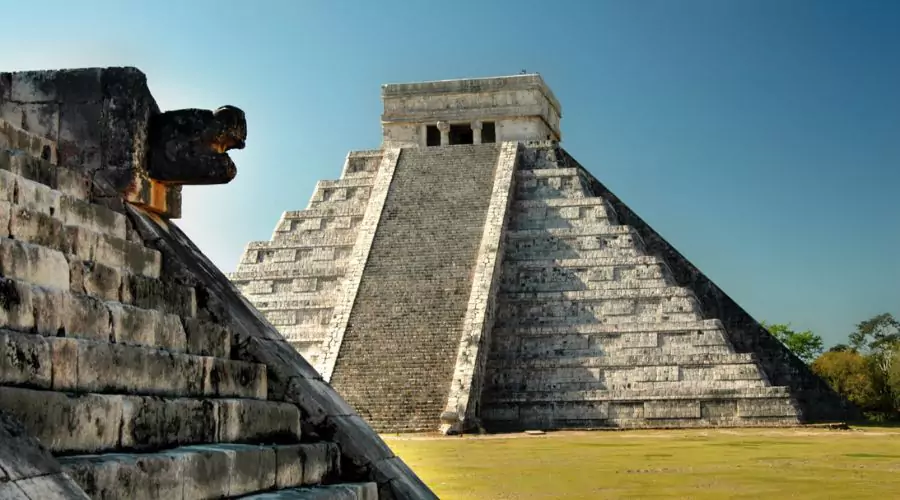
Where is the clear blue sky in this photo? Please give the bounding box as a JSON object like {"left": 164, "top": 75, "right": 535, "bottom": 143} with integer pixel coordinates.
{"left": 1, "top": 0, "right": 897, "bottom": 347}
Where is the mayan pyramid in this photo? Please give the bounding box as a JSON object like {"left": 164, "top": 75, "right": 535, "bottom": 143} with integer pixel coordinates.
{"left": 230, "top": 74, "right": 856, "bottom": 434}
{"left": 0, "top": 67, "right": 434, "bottom": 499}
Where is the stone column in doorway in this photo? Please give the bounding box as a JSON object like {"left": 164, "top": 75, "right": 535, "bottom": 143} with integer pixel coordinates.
{"left": 437, "top": 121, "right": 450, "bottom": 146}
{"left": 471, "top": 120, "right": 483, "bottom": 145}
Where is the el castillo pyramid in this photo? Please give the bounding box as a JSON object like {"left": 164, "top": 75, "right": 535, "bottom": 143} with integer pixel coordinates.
{"left": 0, "top": 67, "right": 434, "bottom": 499}
{"left": 229, "top": 74, "right": 856, "bottom": 434}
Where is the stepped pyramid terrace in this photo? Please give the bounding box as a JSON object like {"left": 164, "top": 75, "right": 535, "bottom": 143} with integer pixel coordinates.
{"left": 0, "top": 67, "right": 434, "bottom": 499}
{"left": 229, "top": 74, "right": 858, "bottom": 434}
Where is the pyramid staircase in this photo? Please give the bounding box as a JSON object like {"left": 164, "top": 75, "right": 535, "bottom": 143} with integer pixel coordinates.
{"left": 0, "top": 112, "right": 428, "bottom": 498}
{"left": 478, "top": 143, "right": 802, "bottom": 430}
{"left": 229, "top": 151, "right": 383, "bottom": 367}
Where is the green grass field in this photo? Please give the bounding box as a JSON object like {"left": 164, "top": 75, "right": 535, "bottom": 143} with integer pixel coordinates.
{"left": 384, "top": 427, "right": 900, "bottom": 499}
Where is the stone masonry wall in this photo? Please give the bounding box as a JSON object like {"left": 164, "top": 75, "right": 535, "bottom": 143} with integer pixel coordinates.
{"left": 329, "top": 144, "right": 501, "bottom": 432}
{"left": 556, "top": 148, "right": 857, "bottom": 422}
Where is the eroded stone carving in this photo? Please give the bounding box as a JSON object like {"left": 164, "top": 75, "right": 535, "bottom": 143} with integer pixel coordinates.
{"left": 147, "top": 105, "right": 247, "bottom": 185}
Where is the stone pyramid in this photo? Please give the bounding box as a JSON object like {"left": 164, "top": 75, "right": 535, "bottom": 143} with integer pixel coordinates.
{"left": 0, "top": 68, "right": 434, "bottom": 499}
{"left": 230, "top": 75, "right": 856, "bottom": 434}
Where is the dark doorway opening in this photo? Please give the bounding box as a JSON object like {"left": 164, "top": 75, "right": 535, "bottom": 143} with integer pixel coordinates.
{"left": 426, "top": 125, "right": 440, "bottom": 146}
{"left": 449, "top": 124, "right": 473, "bottom": 145}
{"left": 482, "top": 122, "right": 496, "bottom": 143}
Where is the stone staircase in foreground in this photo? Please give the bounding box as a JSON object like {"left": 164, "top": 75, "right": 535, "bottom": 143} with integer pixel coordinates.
{"left": 479, "top": 143, "right": 802, "bottom": 430}
{"left": 229, "top": 151, "right": 383, "bottom": 367}
{"left": 0, "top": 123, "right": 378, "bottom": 498}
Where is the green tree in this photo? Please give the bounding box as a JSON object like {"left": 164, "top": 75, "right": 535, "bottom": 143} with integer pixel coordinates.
{"left": 849, "top": 313, "right": 900, "bottom": 354}
{"left": 760, "top": 321, "right": 824, "bottom": 364}
{"left": 848, "top": 313, "right": 900, "bottom": 413}
{"left": 811, "top": 350, "right": 880, "bottom": 410}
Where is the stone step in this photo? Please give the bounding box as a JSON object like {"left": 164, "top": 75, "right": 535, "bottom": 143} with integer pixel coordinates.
{"left": 240, "top": 483, "right": 378, "bottom": 500}
{"left": 515, "top": 168, "right": 589, "bottom": 199}
{"left": 493, "top": 318, "right": 724, "bottom": 336}
{"left": 501, "top": 276, "right": 669, "bottom": 293}
{"left": 0, "top": 329, "right": 264, "bottom": 399}
{"left": 281, "top": 206, "right": 368, "bottom": 220}
{"left": 0, "top": 276, "right": 203, "bottom": 353}
{"left": 340, "top": 149, "right": 383, "bottom": 178}
{"left": 3, "top": 202, "right": 160, "bottom": 278}
{"left": 308, "top": 179, "right": 374, "bottom": 207}
{"left": 500, "top": 286, "right": 695, "bottom": 302}
{"left": 487, "top": 352, "right": 755, "bottom": 368}
{"left": 0, "top": 236, "right": 196, "bottom": 319}
{"left": 244, "top": 237, "right": 357, "bottom": 252}
{"left": 280, "top": 325, "right": 330, "bottom": 343}
{"left": 239, "top": 246, "right": 353, "bottom": 269}
{"left": 481, "top": 395, "right": 800, "bottom": 426}
{"left": 0, "top": 121, "right": 58, "bottom": 165}
{"left": 273, "top": 214, "right": 365, "bottom": 235}
{"left": 1, "top": 168, "right": 127, "bottom": 240}
{"left": 229, "top": 265, "right": 347, "bottom": 282}
{"left": 271, "top": 229, "right": 363, "bottom": 247}
{"left": 487, "top": 379, "right": 767, "bottom": 393}
{"left": 483, "top": 415, "right": 800, "bottom": 432}
{"left": 504, "top": 226, "right": 646, "bottom": 260}
{"left": 491, "top": 324, "right": 733, "bottom": 355}
{"left": 60, "top": 442, "right": 341, "bottom": 500}
{"left": 483, "top": 385, "right": 792, "bottom": 404}
{"left": 0, "top": 386, "right": 302, "bottom": 454}
{"left": 235, "top": 260, "right": 350, "bottom": 277}
{"left": 494, "top": 311, "right": 704, "bottom": 327}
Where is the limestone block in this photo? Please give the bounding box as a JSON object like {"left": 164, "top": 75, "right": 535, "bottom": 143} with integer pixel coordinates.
{"left": 700, "top": 400, "right": 739, "bottom": 419}
{"left": 68, "top": 259, "right": 121, "bottom": 301}
{"left": 0, "top": 170, "right": 15, "bottom": 203}
{"left": 0, "top": 201, "right": 10, "bottom": 238}
{"left": 216, "top": 399, "right": 302, "bottom": 444}
{"left": 108, "top": 303, "right": 186, "bottom": 351}
{"left": 0, "top": 330, "right": 51, "bottom": 387}
{"left": 49, "top": 337, "right": 78, "bottom": 391}
{"left": 57, "top": 196, "right": 126, "bottom": 240}
{"left": 54, "top": 168, "right": 91, "bottom": 200}
{"left": 63, "top": 452, "right": 183, "bottom": 500}
{"left": 8, "top": 206, "right": 71, "bottom": 252}
{"left": 295, "top": 442, "right": 340, "bottom": 485}
{"left": 0, "top": 238, "right": 69, "bottom": 290}
{"left": 76, "top": 339, "right": 206, "bottom": 396}
{"left": 66, "top": 226, "right": 161, "bottom": 278}
{"left": 32, "top": 288, "right": 110, "bottom": 341}
{"left": 120, "top": 396, "right": 217, "bottom": 450}
{"left": 122, "top": 273, "right": 196, "bottom": 317}
{"left": 207, "top": 357, "right": 267, "bottom": 399}
{"left": 175, "top": 445, "right": 232, "bottom": 498}
{"left": 0, "top": 386, "right": 124, "bottom": 453}
{"left": 183, "top": 317, "right": 231, "bottom": 358}
{"left": 737, "top": 398, "right": 798, "bottom": 418}
{"left": 0, "top": 278, "right": 34, "bottom": 332}
{"left": 219, "top": 444, "right": 277, "bottom": 496}
{"left": 14, "top": 176, "right": 60, "bottom": 215}
{"left": 5, "top": 152, "right": 55, "bottom": 190}
{"left": 644, "top": 401, "right": 702, "bottom": 419}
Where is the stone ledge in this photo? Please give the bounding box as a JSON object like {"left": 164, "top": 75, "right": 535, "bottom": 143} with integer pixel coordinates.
{"left": 0, "top": 386, "right": 302, "bottom": 454}
{"left": 0, "top": 329, "right": 265, "bottom": 399}
{"left": 60, "top": 442, "right": 341, "bottom": 499}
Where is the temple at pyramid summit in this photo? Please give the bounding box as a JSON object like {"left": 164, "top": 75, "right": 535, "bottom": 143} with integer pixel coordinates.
{"left": 229, "top": 74, "right": 857, "bottom": 434}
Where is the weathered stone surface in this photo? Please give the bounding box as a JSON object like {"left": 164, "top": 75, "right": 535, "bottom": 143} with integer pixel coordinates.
{"left": 0, "top": 330, "right": 51, "bottom": 388}
{"left": 147, "top": 106, "right": 246, "bottom": 185}
{"left": 108, "top": 302, "right": 186, "bottom": 350}
{"left": 0, "top": 238, "right": 70, "bottom": 290}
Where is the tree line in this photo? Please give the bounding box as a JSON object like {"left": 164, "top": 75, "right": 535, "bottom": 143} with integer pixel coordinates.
{"left": 762, "top": 312, "right": 900, "bottom": 421}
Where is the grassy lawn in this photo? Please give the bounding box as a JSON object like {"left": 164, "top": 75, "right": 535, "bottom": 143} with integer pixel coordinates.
{"left": 383, "top": 427, "right": 900, "bottom": 499}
